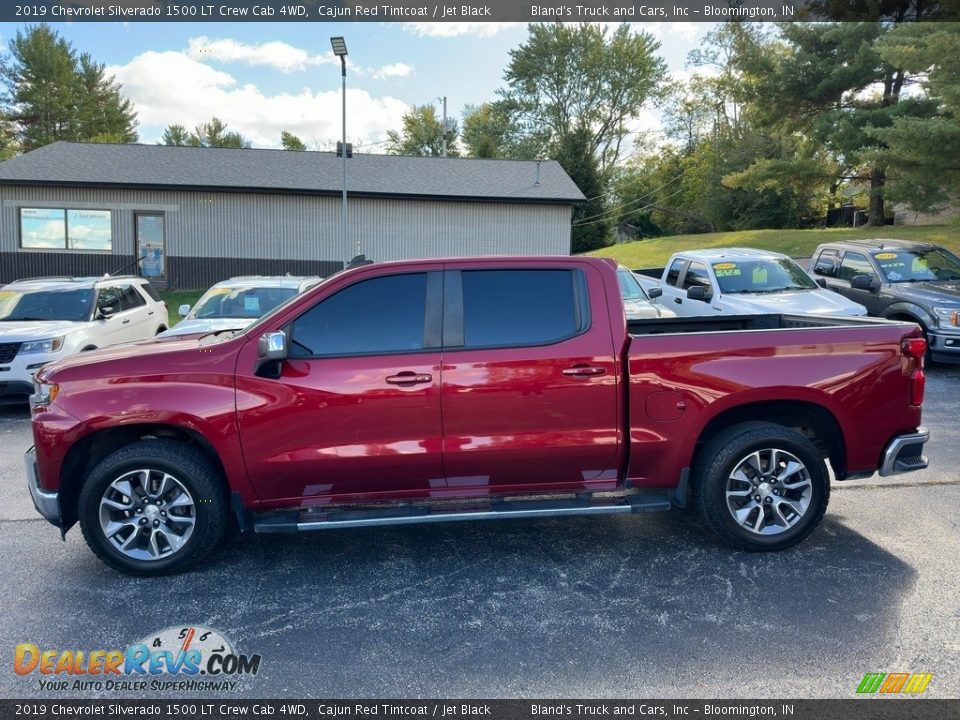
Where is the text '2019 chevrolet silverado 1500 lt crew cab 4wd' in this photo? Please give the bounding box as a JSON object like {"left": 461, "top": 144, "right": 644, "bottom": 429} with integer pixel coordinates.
{"left": 25, "top": 256, "right": 930, "bottom": 575}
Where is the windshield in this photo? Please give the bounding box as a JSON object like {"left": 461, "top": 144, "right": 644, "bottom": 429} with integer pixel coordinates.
{"left": 0, "top": 288, "right": 94, "bottom": 322}
{"left": 712, "top": 259, "right": 817, "bottom": 294}
{"left": 617, "top": 267, "right": 650, "bottom": 302}
{"left": 872, "top": 248, "right": 960, "bottom": 282}
{"left": 192, "top": 286, "right": 297, "bottom": 319}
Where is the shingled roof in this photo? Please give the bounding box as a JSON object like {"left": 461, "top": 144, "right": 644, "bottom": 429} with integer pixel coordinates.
{"left": 0, "top": 142, "right": 585, "bottom": 204}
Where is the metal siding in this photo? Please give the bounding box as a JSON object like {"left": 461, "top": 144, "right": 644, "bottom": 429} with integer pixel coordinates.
{"left": 1, "top": 185, "right": 572, "bottom": 286}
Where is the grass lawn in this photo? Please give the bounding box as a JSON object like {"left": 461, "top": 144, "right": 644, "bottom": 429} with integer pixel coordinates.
{"left": 159, "top": 290, "right": 203, "bottom": 328}
{"left": 588, "top": 224, "right": 960, "bottom": 268}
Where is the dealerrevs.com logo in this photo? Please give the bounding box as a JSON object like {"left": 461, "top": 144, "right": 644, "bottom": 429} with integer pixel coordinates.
{"left": 14, "top": 626, "right": 261, "bottom": 693}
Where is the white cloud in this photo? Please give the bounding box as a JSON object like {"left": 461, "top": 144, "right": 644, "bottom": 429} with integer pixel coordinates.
{"left": 187, "top": 36, "right": 337, "bottom": 73}
{"left": 371, "top": 62, "right": 414, "bottom": 80}
{"left": 109, "top": 51, "right": 409, "bottom": 148}
{"left": 400, "top": 22, "right": 522, "bottom": 38}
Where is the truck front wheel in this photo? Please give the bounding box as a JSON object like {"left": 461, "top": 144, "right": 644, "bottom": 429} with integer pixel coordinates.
{"left": 694, "top": 422, "right": 830, "bottom": 551}
{"left": 78, "top": 439, "right": 228, "bottom": 576}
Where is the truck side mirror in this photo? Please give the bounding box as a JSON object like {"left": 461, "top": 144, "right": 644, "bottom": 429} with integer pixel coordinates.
{"left": 647, "top": 286, "right": 663, "bottom": 299}
{"left": 687, "top": 286, "right": 709, "bottom": 302}
{"left": 256, "top": 331, "right": 288, "bottom": 378}
{"left": 815, "top": 278, "right": 828, "bottom": 289}
{"left": 97, "top": 304, "right": 119, "bottom": 319}
{"left": 178, "top": 304, "right": 191, "bottom": 318}
{"left": 851, "top": 274, "right": 880, "bottom": 292}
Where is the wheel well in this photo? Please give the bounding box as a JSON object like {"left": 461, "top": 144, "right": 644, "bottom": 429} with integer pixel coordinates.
{"left": 58, "top": 424, "right": 229, "bottom": 528}
{"left": 695, "top": 400, "right": 846, "bottom": 477}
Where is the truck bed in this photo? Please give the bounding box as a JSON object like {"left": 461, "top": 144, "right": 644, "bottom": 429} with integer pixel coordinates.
{"left": 627, "top": 313, "right": 896, "bottom": 336}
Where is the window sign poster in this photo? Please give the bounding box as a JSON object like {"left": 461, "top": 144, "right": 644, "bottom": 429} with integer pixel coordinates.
{"left": 20, "top": 208, "right": 66, "bottom": 248}
{"left": 67, "top": 209, "right": 112, "bottom": 250}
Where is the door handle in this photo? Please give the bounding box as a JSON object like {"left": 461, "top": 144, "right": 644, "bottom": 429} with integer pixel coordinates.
{"left": 562, "top": 365, "right": 606, "bottom": 377}
{"left": 674, "top": 297, "right": 683, "bottom": 304}
{"left": 122, "top": 319, "right": 130, "bottom": 325}
{"left": 385, "top": 372, "right": 433, "bottom": 386}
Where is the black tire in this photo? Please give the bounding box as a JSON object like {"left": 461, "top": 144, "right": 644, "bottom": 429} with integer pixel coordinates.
{"left": 78, "top": 439, "right": 228, "bottom": 576}
{"left": 693, "top": 422, "right": 830, "bottom": 552}
{"left": 155, "top": 326, "right": 167, "bottom": 335}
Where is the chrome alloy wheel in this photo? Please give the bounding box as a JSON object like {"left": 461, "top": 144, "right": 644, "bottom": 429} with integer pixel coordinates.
{"left": 98, "top": 469, "right": 196, "bottom": 561}
{"left": 725, "top": 448, "right": 812, "bottom": 536}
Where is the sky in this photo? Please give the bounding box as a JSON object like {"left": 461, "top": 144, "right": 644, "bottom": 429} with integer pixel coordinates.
{"left": 0, "top": 21, "right": 717, "bottom": 150}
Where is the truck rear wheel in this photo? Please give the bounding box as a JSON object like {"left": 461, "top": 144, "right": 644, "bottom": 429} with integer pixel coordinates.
{"left": 694, "top": 422, "right": 829, "bottom": 551}
{"left": 78, "top": 439, "right": 228, "bottom": 576}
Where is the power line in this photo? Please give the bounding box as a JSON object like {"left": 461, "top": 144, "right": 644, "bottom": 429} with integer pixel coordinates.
{"left": 572, "top": 172, "right": 685, "bottom": 226}
{"left": 572, "top": 185, "right": 687, "bottom": 227}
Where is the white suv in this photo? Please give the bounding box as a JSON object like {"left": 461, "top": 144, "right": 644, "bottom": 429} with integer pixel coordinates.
{"left": 0, "top": 275, "right": 167, "bottom": 399}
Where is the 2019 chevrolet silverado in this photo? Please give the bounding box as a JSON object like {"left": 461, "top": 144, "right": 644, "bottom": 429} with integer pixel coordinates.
{"left": 25, "top": 256, "right": 929, "bottom": 575}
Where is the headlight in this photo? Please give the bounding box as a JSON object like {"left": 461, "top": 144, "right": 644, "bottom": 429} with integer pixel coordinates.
{"left": 29, "top": 381, "right": 59, "bottom": 410}
{"left": 932, "top": 307, "right": 960, "bottom": 328}
{"left": 18, "top": 336, "right": 64, "bottom": 355}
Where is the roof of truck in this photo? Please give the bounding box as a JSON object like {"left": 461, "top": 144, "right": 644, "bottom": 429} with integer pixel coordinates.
{"left": 676, "top": 247, "right": 790, "bottom": 261}
{"left": 816, "top": 238, "right": 938, "bottom": 252}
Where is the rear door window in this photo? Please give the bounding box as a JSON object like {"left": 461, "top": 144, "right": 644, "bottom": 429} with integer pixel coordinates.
{"left": 666, "top": 258, "right": 685, "bottom": 286}
{"left": 119, "top": 285, "right": 146, "bottom": 310}
{"left": 812, "top": 249, "right": 840, "bottom": 277}
{"left": 289, "top": 273, "right": 427, "bottom": 357}
{"left": 458, "top": 269, "right": 584, "bottom": 349}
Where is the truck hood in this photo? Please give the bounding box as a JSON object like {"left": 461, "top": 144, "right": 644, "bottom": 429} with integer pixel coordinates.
{"left": 624, "top": 299, "right": 677, "bottom": 320}
{"left": 721, "top": 289, "right": 867, "bottom": 316}
{"left": 159, "top": 317, "right": 255, "bottom": 337}
{"left": 36, "top": 331, "right": 240, "bottom": 382}
{"left": 886, "top": 280, "right": 960, "bottom": 303}
{"left": 0, "top": 320, "right": 90, "bottom": 341}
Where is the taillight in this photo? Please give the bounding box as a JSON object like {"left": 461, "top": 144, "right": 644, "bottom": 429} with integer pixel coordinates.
{"left": 901, "top": 336, "right": 926, "bottom": 407}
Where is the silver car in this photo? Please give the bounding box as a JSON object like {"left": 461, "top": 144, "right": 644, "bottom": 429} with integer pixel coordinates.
{"left": 162, "top": 275, "right": 322, "bottom": 337}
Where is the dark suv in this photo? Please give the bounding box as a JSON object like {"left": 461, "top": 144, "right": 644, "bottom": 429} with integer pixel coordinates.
{"left": 810, "top": 239, "right": 960, "bottom": 363}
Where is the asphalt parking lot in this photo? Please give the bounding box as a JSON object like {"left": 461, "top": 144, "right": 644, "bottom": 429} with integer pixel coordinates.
{"left": 0, "top": 366, "right": 957, "bottom": 700}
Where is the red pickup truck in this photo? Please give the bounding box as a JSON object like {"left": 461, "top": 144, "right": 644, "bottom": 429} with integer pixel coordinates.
{"left": 25, "top": 256, "right": 930, "bottom": 575}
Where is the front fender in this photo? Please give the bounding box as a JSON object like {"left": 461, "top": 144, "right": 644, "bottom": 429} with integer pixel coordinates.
{"left": 881, "top": 302, "right": 933, "bottom": 328}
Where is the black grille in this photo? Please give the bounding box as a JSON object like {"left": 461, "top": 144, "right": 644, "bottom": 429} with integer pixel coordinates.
{"left": 0, "top": 342, "right": 22, "bottom": 364}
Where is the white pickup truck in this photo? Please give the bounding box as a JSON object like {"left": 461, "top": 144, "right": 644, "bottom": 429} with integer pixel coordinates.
{"left": 634, "top": 248, "right": 868, "bottom": 318}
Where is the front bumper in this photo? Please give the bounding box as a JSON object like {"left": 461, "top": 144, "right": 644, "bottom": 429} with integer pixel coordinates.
{"left": 879, "top": 427, "right": 930, "bottom": 477}
{"left": 1, "top": 353, "right": 57, "bottom": 397}
{"left": 928, "top": 330, "right": 960, "bottom": 363}
{"left": 25, "top": 446, "right": 61, "bottom": 526}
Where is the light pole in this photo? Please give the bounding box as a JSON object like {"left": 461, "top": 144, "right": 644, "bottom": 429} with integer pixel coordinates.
{"left": 330, "top": 36, "right": 349, "bottom": 264}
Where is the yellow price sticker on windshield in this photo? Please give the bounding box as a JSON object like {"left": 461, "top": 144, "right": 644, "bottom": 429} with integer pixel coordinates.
{"left": 875, "top": 252, "right": 898, "bottom": 260}
{"left": 714, "top": 263, "right": 737, "bottom": 270}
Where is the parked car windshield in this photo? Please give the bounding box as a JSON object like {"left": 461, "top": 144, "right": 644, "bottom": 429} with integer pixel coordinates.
{"left": 712, "top": 259, "right": 817, "bottom": 294}
{"left": 193, "top": 286, "right": 297, "bottom": 319}
{"left": 0, "top": 288, "right": 95, "bottom": 322}
{"left": 617, "top": 267, "right": 651, "bottom": 302}
{"left": 872, "top": 247, "right": 960, "bottom": 282}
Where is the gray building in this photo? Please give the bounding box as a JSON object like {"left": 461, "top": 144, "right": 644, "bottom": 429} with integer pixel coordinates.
{"left": 0, "top": 142, "right": 584, "bottom": 289}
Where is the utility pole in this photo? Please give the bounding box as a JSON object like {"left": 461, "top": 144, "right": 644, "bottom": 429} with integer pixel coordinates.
{"left": 441, "top": 96, "right": 448, "bottom": 158}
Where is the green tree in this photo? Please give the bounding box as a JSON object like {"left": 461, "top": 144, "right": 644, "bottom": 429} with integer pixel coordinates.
{"left": 0, "top": 24, "right": 137, "bottom": 151}
{"left": 191, "top": 117, "right": 250, "bottom": 148}
{"left": 280, "top": 130, "right": 307, "bottom": 151}
{"left": 461, "top": 101, "right": 538, "bottom": 159}
{"left": 386, "top": 104, "right": 459, "bottom": 157}
{"left": 741, "top": 21, "right": 940, "bottom": 225}
{"left": 75, "top": 54, "right": 137, "bottom": 143}
{"left": 160, "top": 124, "right": 193, "bottom": 146}
{"left": 501, "top": 23, "right": 666, "bottom": 173}
{"left": 557, "top": 125, "right": 611, "bottom": 253}
{"left": 869, "top": 22, "right": 960, "bottom": 211}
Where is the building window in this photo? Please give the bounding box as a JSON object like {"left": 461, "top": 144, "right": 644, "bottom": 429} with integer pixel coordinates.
{"left": 19, "top": 208, "right": 112, "bottom": 251}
